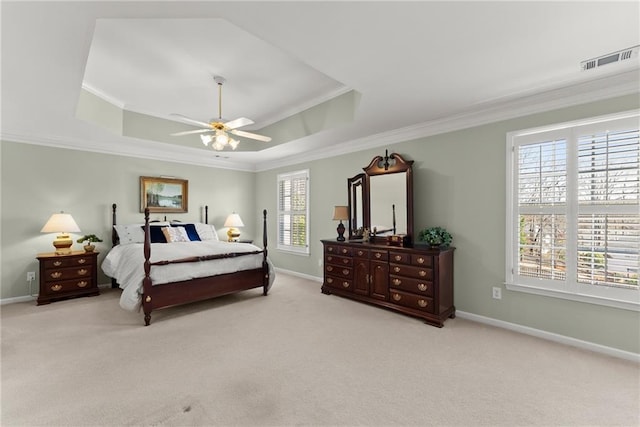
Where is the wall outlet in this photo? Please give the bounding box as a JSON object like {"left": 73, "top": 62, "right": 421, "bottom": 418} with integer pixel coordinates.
{"left": 318, "top": 258, "right": 323, "bottom": 267}
{"left": 492, "top": 286, "right": 502, "bottom": 300}
{"left": 27, "top": 271, "right": 36, "bottom": 281}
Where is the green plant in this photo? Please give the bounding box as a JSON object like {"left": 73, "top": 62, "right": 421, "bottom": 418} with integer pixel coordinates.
{"left": 418, "top": 226, "right": 452, "bottom": 247}
{"left": 77, "top": 234, "right": 103, "bottom": 244}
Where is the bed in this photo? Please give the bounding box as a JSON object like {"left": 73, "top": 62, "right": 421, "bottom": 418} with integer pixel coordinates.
{"left": 102, "top": 204, "right": 273, "bottom": 326}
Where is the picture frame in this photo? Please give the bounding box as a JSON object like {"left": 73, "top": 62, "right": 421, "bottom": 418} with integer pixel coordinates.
{"left": 140, "top": 176, "right": 188, "bottom": 213}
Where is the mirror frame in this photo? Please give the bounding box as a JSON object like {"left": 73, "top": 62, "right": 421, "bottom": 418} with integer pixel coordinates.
{"left": 362, "top": 151, "right": 414, "bottom": 243}
{"left": 347, "top": 173, "right": 367, "bottom": 239}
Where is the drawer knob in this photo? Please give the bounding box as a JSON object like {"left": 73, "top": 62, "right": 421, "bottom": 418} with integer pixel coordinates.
{"left": 77, "top": 281, "right": 88, "bottom": 288}
{"left": 53, "top": 261, "right": 62, "bottom": 267}
{"left": 327, "top": 266, "right": 333, "bottom": 272}
{"left": 392, "top": 278, "right": 401, "bottom": 286}
{"left": 417, "top": 257, "right": 425, "bottom": 264}
{"left": 419, "top": 270, "right": 427, "bottom": 277}
{"left": 375, "top": 253, "right": 382, "bottom": 259}
{"left": 358, "top": 250, "right": 364, "bottom": 256}
{"left": 50, "top": 272, "right": 62, "bottom": 279}
{"left": 392, "top": 293, "right": 402, "bottom": 301}
{"left": 394, "top": 255, "right": 402, "bottom": 261}
{"left": 328, "top": 247, "right": 334, "bottom": 252}
{"left": 418, "top": 299, "right": 428, "bottom": 308}
{"left": 77, "top": 259, "right": 86, "bottom": 264}
{"left": 77, "top": 269, "right": 88, "bottom": 275}
{"left": 343, "top": 259, "right": 349, "bottom": 264}
{"left": 341, "top": 249, "right": 348, "bottom": 254}
{"left": 342, "top": 281, "right": 349, "bottom": 288}
{"left": 418, "top": 283, "right": 428, "bottom": 291}
{"left": 327, "top": 256, "right": 333, "bottom": 262}
{"left": 393, "top": 266, "right": 401, "bottom": 273}
{"left": 342, "top": 269, "right": 349, "bottom": 276}
{"left": 51, "top": 284, "right": 62, "bottom": 292}
{"left": 327, "top": 277, "right": 334, "bottom": 284}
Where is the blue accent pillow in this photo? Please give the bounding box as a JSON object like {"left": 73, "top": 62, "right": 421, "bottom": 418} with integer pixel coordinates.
{"left": 172, "top": 223, "right": 201, "bottom": 241}
{"left": 141, "top": 225, "right": 168, "bottom": 243}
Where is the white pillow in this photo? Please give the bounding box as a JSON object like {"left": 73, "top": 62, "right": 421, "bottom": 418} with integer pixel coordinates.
{"left": 114, "top": 222, "right": 171, "bottom": 244}
{"left": 194, "top": 223, "right": 219, "bottom": 241}
{"left": 161, "top": 226, "right": 190, "bottom": 243}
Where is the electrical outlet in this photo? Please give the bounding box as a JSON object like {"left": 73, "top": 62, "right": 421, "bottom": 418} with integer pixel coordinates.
{"left": 492, "top": 286, "right": 502, "bottom": 300}
{"left": 318, "top": 258, "right": 323, "bottom": 267}
{"left": 27, "top": 271, "right": 36, "bottom": 281}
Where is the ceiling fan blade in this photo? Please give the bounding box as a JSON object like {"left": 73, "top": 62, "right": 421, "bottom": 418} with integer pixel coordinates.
{"left": 170, "top": 129, "right": 212, "bottom": 136}
{"left": 230, "top": 129, "right": 272, "bottom": 142}
{"left": 224, "top": 117, "right": 254, "bottom": 130}
{"left": 169, "top": 113, "right": 212, "bottom": 129}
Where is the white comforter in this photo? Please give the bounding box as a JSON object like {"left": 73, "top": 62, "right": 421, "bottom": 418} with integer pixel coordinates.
{"left": 101, "top": 241, "right": 274, "bottom": 311}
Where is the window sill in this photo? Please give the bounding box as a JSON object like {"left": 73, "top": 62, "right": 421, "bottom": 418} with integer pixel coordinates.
{"left": 505, "top": 282, "right": 639, "bottom": 312}
{"left": 276, "top": 246, "right": 309, "bottom": 256}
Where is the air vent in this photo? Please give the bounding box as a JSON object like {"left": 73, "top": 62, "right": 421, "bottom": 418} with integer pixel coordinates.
{"left": 581, "top": 45, "right": 639, "bottom": 71}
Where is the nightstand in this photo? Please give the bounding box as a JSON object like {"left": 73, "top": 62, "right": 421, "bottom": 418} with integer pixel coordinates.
{"left": 36, "top": 251, "right": 100, "bottom": 305}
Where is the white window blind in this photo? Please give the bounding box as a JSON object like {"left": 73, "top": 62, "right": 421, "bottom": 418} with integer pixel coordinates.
{"left": 506, "top": 111, "right": 640, "bottom": 310}
{"left": 277, "top": 170, "right": 309, "bottom": 254}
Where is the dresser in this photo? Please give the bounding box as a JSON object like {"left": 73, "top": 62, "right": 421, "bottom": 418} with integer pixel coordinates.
{"left": 36, "top": 251, "right": 100, "bottom": 305}
{"left": 321, "top": 240, "right": 455, "bottom": 327}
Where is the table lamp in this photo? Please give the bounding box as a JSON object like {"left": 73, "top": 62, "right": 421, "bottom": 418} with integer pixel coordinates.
{"left": 224, "top": 213, "right": 244, "bottom": 242}
{"left": 41, "top": 211, "right": 81, "bottom": 255}
{"left": 332, "top": 205, "right": 348, "bottom": 241}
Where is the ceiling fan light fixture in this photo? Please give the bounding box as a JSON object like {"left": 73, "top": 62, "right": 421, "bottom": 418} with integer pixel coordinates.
{"left": 212, "top": 140, "right": 225, "bottom": 151}
{"left": 200, "top": 134, "right": 212, "bottom": 146}
{"left": 229, "top": 139, "right": 240, "bottom": 150}
{"left": 215, "top": 130, "right": 229, "bottom": 145}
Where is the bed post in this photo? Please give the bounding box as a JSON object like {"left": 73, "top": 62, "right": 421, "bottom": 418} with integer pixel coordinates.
{"left": 111, "top": 204, "right": 119, "bottom": 288}
{"left": 205, "top": 205, "right": 209, "bottom": 224}
{"left": 262, "top": 209, "right": 269, "bottom": 296}
{"left": 142, "top": 207, "right": 153, "bottom": 326}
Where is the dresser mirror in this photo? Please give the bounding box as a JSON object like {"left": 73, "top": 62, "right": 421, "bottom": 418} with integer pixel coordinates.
{"left": 361, "top": 150, "right": 414, "bottom": 243}
{"left": 347, "top": 173, "right": 367, "bottom": 239}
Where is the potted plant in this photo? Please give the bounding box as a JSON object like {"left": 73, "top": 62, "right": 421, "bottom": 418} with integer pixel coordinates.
{"left": 418, "top": 226, "right": 452, "bottom": 248}
{"left": 77, "top": 234, "right": 103, "bottom": 252}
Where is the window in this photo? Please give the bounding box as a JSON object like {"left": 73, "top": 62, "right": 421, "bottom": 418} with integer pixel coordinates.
{"left": 506, "top": 111, "right": 639, "bottom": 310}
{"left": 277, "top": 170, "right": 309, "bottom": 254}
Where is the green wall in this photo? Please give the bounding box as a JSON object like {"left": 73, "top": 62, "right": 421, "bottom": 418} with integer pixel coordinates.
{"left": 0, "top": 143, "right": 256, "bottom": 299}
{"left": 256, "top": 94, "right": 640, "bottom": 354}
{"left": 1, "top": 93, "right": 638, "bottom": 354}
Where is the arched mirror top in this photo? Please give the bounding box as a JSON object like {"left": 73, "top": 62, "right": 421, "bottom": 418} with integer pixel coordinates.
{"left": 362, "top": 151, "right": 414, "bottom": 244}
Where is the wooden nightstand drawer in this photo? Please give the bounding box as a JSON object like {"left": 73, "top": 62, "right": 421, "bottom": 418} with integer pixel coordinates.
{"left": 41, "top": 278, "right": 93, "bottom": 295}
{"left": 43, "top": 266, "right": 92, "bottom": 281}
{"left": 36, "top": 251, "right": 99, "bottom": 305}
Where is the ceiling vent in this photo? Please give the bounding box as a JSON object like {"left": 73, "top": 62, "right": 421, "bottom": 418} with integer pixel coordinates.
{"left": 581, "top": 45, "right": 639, "bottom": 71}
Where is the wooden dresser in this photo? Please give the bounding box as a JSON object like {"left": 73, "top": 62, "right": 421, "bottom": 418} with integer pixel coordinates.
{"left": 321, "top": 240, "right": 455, "bottom": 327}
{"left": 36, "top": 251, "right": 100, "bottom": 305}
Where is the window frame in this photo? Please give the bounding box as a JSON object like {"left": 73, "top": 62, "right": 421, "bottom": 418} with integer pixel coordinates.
{"left": 505, "top": 110, "right": 640, "bottom": 311}
{"left": 276, "top": 169, "right": 310, "bottom": 255}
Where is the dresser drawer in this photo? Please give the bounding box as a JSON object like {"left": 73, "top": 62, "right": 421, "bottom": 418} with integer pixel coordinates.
{"left": 411, "top": 254, "right": 433, "bottom": 267}
{"left": 389, "top": 275, "right": 433, "bottom": 296}
{"left": 43, "top": 266, "right": 92, "bottom": 281}
{"left": 42, "top": 255, "right": 92, "bottom": 269}
{"left": 389, "top": 252, "right": 410, "bottom": 264}
{"left": 41, "top": 278, "right": 94, "bottom": 295}
{"left": 325, "top": 276, "right": 353, "bottom": 291}
{"left": 389, "top": 289, "right": 435, "bottom": 313}
{"left": 325, "top": 254, "right": 353, "bottom": 267}
{"left": 325, "top": 245, "right": 352, "bottom": 257}
{"left": 325, "top": 264, "right": 353, "bottom": 278}
{"left": 389, "top": 264, "right": 433, "bottom": 280}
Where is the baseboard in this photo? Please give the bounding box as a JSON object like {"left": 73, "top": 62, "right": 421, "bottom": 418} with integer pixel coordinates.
{"left": 274, "top": 267, "right": 323, "bottom": 283}
{"left": 456, "top": 311, "right": 639, "bottom": 363}
{"left": 0, "top": 282, "right": 113, "bottom": 305}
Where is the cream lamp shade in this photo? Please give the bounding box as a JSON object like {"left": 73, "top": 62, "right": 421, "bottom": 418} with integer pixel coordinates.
{"left": 41, "top": 212, "right": 81, "bottom": 255}
{"left": 224, "top": 213, "right": 244, "bottom": 242}
{"left": 332, "top": 206, "right": 348, "bottom": 241}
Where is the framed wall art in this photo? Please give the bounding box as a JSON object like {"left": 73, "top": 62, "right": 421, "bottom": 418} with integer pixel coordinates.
{"left": 140, "top": 176, "right": 188, "bottom": 213}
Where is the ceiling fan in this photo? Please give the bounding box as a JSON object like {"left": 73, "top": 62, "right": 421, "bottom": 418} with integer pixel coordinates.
{"left": 170, "top": 75, "right": 271, "bottom": 151}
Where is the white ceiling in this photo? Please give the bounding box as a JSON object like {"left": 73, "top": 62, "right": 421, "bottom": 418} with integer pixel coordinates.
{"left": 2, "top": 1, "right": 639, "bottom": 171}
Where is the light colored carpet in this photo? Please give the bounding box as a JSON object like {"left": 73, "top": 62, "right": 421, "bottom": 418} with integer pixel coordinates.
{"left": 1, "top": 272, "right": 638, "bottom": 426}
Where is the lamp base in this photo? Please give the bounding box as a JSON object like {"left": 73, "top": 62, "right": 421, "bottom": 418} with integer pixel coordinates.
{"left": 52, "top": 233, "right": 73, "bottom": 255}
{"left": 336, "top": 221, "right": 346, "bottom": 242}
{"left": 227, "top": 228, "right": 241, "bottom": 242}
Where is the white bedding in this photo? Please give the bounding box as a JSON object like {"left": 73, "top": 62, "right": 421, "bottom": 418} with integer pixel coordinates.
{"left": 101, "top": 241, "right": 274, "bottom": 311}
